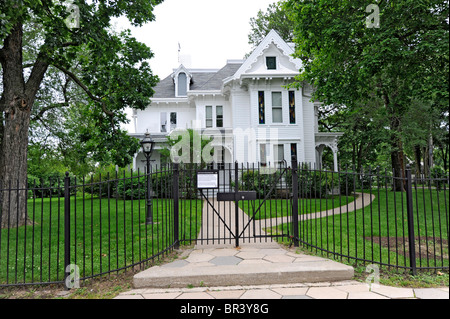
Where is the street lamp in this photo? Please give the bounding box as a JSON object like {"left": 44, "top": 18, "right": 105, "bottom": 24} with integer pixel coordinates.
{"left": 141, "top": 131, "right": 155, "bottom": 225}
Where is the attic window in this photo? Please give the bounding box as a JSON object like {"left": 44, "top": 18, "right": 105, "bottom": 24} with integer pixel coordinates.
{"left": 266, "top": 57, "right": 277, "bottom": 70}
{"left": 178, "top": 72, "right": 187, "bottom": 96}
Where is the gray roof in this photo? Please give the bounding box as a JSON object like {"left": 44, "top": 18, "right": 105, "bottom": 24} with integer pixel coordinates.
{"left": 152, "top": 62, "right": 243, "bottom": 99}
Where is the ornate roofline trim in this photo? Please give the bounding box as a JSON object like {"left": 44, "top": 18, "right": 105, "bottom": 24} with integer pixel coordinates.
{"left": 231, "top": 29, "right": 302, "bottom": 81}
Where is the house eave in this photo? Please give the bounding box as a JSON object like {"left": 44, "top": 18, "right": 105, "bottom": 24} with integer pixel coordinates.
{"left": 150, "top": 98, "right": 189, "bottom": 105}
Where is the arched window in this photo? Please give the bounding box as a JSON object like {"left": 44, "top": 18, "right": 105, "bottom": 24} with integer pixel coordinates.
{"left": 178, "top": 72, "right": 187, "bottom": 96}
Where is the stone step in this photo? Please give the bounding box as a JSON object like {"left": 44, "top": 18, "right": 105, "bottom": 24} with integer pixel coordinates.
{"left": 133, "top": 246, "right": 354, "bottom": 289}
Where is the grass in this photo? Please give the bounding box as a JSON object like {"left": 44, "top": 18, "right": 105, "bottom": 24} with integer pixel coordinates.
{"left": 239, "top": 195, "right": 356, "bottom": 220}
{"left": 0, "top": 196, "right": 203, "bottom": 286}
{"left": 270, "top": 188, "right": 449, "bottom": 272}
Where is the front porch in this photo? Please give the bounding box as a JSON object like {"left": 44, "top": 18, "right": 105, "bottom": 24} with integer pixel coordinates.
{"left": 315, "top": 132, "right": 344, "bottom": 172}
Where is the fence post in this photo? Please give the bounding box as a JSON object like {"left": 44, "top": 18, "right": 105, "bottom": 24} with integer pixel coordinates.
{"left": 291, "top": 156, "right": 299, "bottom": 247}
{"left": 235, "top": 161, "right": 239, "bottom": 248}
{"left": 64, "top": 172, "right": 71, "bottom": 289}
{"left": 173, "top": 163, "right": 180, "bottom": 249}
{"left": 405, "top": 165, "right": 417, "bottom": 276}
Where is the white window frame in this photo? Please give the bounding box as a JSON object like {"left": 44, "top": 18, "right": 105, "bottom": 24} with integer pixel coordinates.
{"left": 205, "top": 105, "right": 213, "bottom": 128}
{"left": 274, "top": 144, "right": 284, "bottom": 163}
{"left": 271, "top": 91, "right": 283, "bottom": 124}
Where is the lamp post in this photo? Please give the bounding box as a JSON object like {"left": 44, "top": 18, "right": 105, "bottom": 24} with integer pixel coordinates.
{"left": 141, "top": 131, "right": 155, "bottom": 225}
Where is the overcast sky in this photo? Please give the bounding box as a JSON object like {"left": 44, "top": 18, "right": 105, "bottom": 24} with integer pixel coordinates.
{"left": 118, "top": 0, "right": 276, "bottom": 78}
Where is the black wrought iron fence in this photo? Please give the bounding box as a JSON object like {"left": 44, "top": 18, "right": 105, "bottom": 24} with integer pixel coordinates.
{"left": 0, "top": 161, "right": 448, "bottom": 288}
{"left": 0, "top": 166, "right": 195, "bottom": 288}
{"left": 291, "top": 163, "right": 449, "bottom": 275}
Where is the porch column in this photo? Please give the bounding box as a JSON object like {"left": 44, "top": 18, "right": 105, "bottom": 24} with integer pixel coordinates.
{"left": 333, "top": 150, "right": 338, "bottom": 172}
{"left": 315, "top": 144, "right": 325, "bottom": 169}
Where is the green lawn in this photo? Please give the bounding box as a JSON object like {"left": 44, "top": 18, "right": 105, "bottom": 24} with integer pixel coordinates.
{"left": 270, "top": 188, "right": 449, "bottom": 271}
{"left": 239, "top": 195, "right": 356, "bottom": 220}
{"left": 0, "top": 197, "right": 203, "bottom": 286}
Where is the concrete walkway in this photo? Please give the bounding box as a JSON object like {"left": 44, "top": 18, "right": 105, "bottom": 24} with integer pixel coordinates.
{"left": 132, "top": 243, "right": 354, "bottom": 289}
{"left": 115, "top": 193, "right": 449, "bottom": 300}
{"left": 115, "top": 280, "right": 449, "bottom": 300}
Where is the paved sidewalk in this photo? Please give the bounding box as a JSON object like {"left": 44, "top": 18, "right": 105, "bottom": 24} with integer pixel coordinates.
{"left": 115, "top": 280, "right": 449, "bottom": 300}
{"left": 116, "top": 244, "right": 449, "bottom": 300}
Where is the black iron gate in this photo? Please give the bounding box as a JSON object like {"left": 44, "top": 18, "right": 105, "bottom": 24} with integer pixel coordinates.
{"left": 190, "top": 160, "right": 296, "bottom": 247}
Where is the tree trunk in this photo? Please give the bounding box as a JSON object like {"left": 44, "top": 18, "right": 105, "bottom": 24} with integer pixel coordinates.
{"left": 414, "top": 145, "right": 422, "bottom": 180}
{"left": 389, "top": 112, "right": 405, "bottom": 192}
{"left": 0, "top": 108, "right": 31, "bottom": 228}
{"left": 0, "top": 22, "right": 48, "bottom": 228}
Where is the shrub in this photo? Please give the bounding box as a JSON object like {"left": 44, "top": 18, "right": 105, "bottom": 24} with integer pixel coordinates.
{"left": 239, "top": 170, "right": 282, "bottom": 199}
{"left": 430, "top": 166, "right": 448, "bottom": 191}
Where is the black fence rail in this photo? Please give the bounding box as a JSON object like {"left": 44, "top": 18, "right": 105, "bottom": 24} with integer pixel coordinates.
{"left": 0, "top": 161, "right": 448, "bottom": 288}
{"left": 0, "top": 166, "right": 189, "bottom": 288}
{"left": 291, "top": 163, "right": 449, "bottom": 275}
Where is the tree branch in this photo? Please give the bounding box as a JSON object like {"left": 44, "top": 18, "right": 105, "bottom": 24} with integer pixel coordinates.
{"left": 31, "top": 102, "right": 69, "bottom": 122}
{"left": 25, "top": 51, "right": 49, "bottom": 106}
{"left": 62, "top": 42, "right": 80, "bottom": 47}
{"left": 53, "top": 64, "right": 115, "bottom": 117}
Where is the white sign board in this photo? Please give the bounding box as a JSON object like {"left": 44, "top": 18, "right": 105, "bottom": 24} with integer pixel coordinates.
{"left": 197, "top": 171, "right": 219, "bottom": 189}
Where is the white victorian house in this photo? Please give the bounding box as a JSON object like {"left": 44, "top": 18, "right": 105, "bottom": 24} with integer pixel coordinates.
{"left": 131, "top": 30, "right": 343, "bottom": 171}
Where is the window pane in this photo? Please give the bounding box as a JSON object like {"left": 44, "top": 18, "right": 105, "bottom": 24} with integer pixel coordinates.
{"left": 260, "top": 144, "right": 267, "bottom": 164}
{"left": 275, "top": 145, "right": 284, "bottom": 162}
{"left": 258, "top": 91, "right": 265, "bottom": 124}
{"left": 170, "top": 112, "right": 177, "bottom": 124}
{"left": 289, "top": 91, "right": 296, "bottom": 124}
{"left": 206, "top": 106, "right": 213, "bottom": 128}
{"left": 178, "top": 72, "right": 187, "bottom": 96}
{"left": 170, "top": 112, "right": 177, "bottom": 130}
{"left": 216, "top": 106, "right": 223, "bottom": 128}
{"left": 266, "top": 57, "right": 276, "bottom": 70}
{"left": 272, "top": 92, "right": 282, "bottom": 106}
{"left": 206, "top": 106, "right": 212, "bottom": 118}
{"left": 160, "top": 112, "right": 167, "bottom": 133}
{"left": 272, "top": 108, "right": 282, "bottom": 123}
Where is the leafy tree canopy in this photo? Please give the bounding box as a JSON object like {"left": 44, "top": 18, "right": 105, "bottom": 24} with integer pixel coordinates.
{"left": 1, "top": 0, "right": 164, "bottom": 176}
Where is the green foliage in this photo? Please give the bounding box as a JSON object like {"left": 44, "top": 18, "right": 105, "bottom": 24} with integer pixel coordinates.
{"left": 239, "top": 170, "right": 282, "bottom": 198}
{"left": 1, "top": 0, "right": 163, "bottom": 177}
{"left": 283, "top": 0, "right": 449, "bottom": 175}
{"left": 430, "top": 166, "right": 448, "bottom": 191}
{"left": 285, "top": 0, "right": 448, "bottom": 108}
{"left": 159, "top": 129, "right": 214, "bottom": 168}
{"left": 248, "top": 2, "right": 294, "bottom": 50}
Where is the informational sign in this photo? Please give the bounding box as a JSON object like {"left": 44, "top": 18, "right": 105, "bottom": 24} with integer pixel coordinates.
{"left": 197, "top": 171, "right": 219, "bottom": 189}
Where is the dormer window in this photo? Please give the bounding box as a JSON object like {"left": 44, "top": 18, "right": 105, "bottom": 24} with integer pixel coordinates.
{"left": 178, "top": 72, "right": 187, "bottom": 96}
{"left": 172, "top": 65, "right": 192, "bottom": 97}
{"left": 266, "top": 56, "right": 277, "bottom": 70}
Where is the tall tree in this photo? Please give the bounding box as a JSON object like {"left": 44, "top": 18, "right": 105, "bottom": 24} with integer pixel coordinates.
{"left": 284, "top": 0, "right": 449, "bottom": 190}
{"left": 248, "top": 1, "right": 294, "bottom": 50}
{"left": 0, "top": 0, "right": 162, "bottom": 228}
